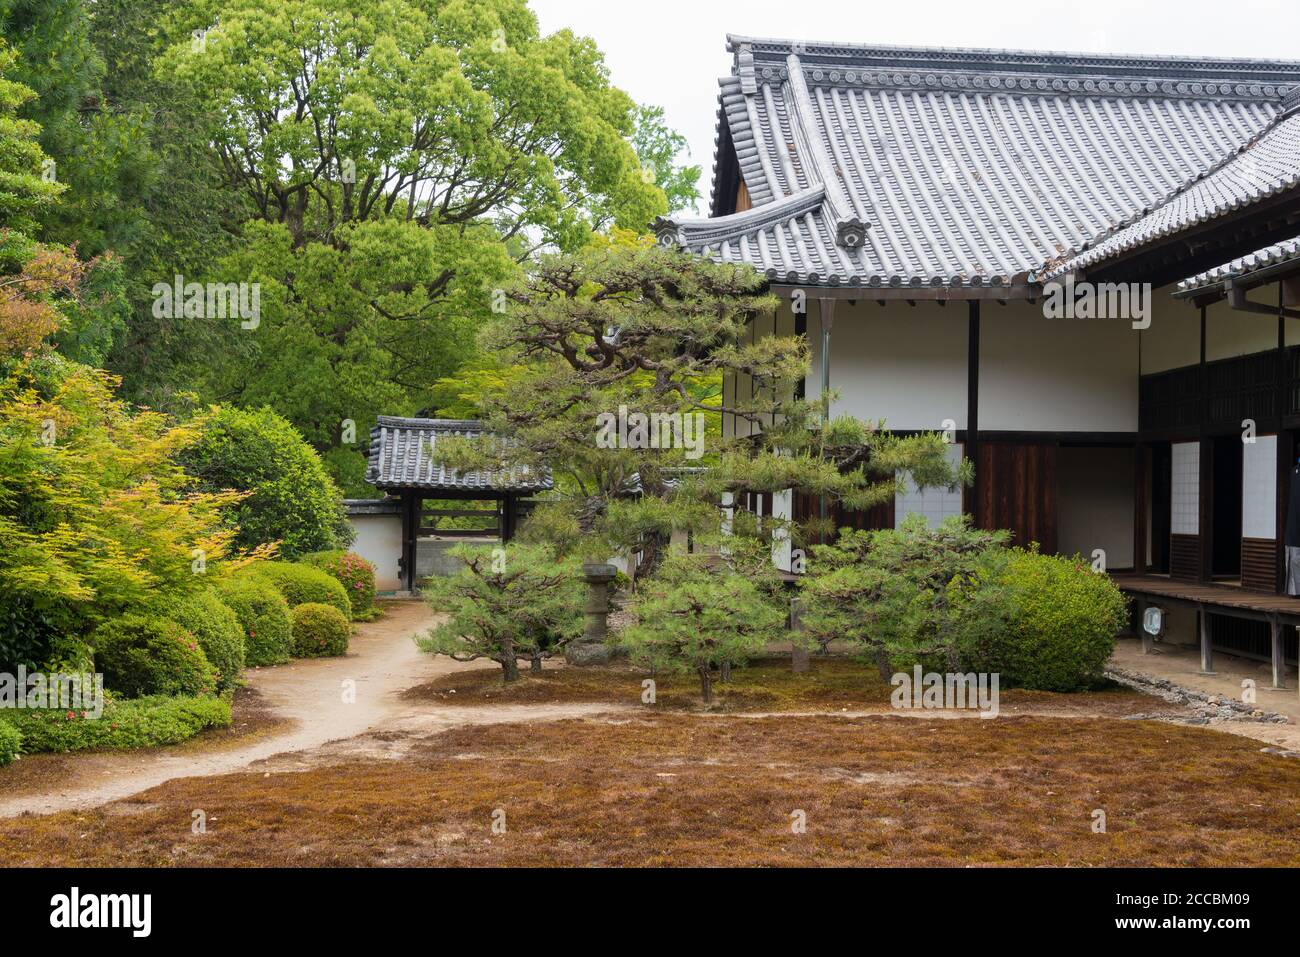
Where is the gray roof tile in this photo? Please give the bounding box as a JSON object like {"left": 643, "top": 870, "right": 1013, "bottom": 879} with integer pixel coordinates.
{"left": 674, "top": 36, "right": 1300, "bottom": 288}
{"left": 1040, "top": 109, "right": 1300, "bottom": 280}
{"left": 365, "top": 416, "right": 551, "bottom": 493}
{"left": 1174, "top": 235, "right": 1300, "bottom": 296}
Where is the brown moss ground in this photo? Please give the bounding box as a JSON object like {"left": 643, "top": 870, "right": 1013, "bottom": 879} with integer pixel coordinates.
{"left": 3, "top": 711, "right": 1297, "bottom": 867}
{"left": 403, "top": 657, "right": 1158, "bottom": 717}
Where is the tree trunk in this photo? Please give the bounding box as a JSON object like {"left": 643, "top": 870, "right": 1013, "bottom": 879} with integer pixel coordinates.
{"left": 874, "top": 645, "right": 892, "bottom": 682}
{"left": 637, "top": 527, "right": 671, "bottom": 581}
{"left": 530, "top": 655, "right": 543, "bottom": 674}
{"left": 500, "top": 637, "right": 519, "bottom": 682}
{"left": 698, "top": 666, "right": 712, "bottom": 703}
{"left": 720, "top": 660, "right": 731, "bottom": 683}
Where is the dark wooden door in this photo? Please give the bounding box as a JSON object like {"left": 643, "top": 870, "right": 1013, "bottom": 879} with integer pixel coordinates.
{"left": 975, "top": 442, "right": 1057, "bottom": 553}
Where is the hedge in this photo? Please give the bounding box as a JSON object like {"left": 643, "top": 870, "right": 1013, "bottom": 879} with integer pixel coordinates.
{"left": 0, "top": 722, "right": 20, "bottom": 766}
{"left": 302, "top": 550, "right": 376, "bottom": 615}
{"left": 0, "top": 694, "right": 231, "bottom": 755}
{"left": 92, "top": 615, "right": 219, "bottom": 698}
{"left": 173, "top": 589, "right": 246, "bottom": 691}
{"left": 251, "top": 562, "right": 352, "bottom": 619}
{"left": 291, "top": 602, "right": 351, "bottom": 658}
{"left": 216, "top": 577, "right": 294, "bottom": 666}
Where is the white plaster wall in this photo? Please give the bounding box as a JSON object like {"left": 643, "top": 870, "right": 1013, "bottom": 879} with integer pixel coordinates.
{"left": 1057, "top": 446, "right": 1135, "bottom": 568}
{"left": 804, "top": 300, "right": 967, "bottom": 431}
{"left": 348, "top": 513, "right": 403, "bottom": 591}
{"left": 1138, "top": 292, "right": 1200, "bottom": 374}
{"left": 1139, "top": 288, "right": 1300, "bottom": 375}
{"left": 977, "top": 300, "right": 1139, "bottom": 432}
{"left": 1206, "top": 299, "right": 1283, "bottom": 361}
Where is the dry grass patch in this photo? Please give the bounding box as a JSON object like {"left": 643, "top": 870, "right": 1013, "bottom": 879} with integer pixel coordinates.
{"left": 404, "top": 656, "right": 1159, "bottom": 717}
{"left": 3, "top": 712, "right": 1295, "bottom": 867}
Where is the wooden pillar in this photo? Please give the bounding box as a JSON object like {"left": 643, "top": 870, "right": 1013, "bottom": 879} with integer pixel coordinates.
{"left": 1277, "top": 289, "right": 1290, "bottom": 594}
{"left": 967, "top": 301, "right": 980, "bottom": 523}
{"left": 1198, "top": 306, "right": 1212, "bottom": 583}
{"left": 818, "top": 297, "right": 835, "bottom": 531}
{"left": 1198, "top": 607, "right": 1215, "bottom": 674}
{"left": 794, "top": 293, "right": 808, "bottom": 401}
{"left": 502, "top": 495, "right": 516, "bottom": 543}
{"left": 400, "top": 490, "right": 418, "bottom": 593}
{"left": 1270, "top": 617, "right": 1286, "bottom": 689}
{"left": 1134, "top": 443, "right": 1147, "bottom": 574}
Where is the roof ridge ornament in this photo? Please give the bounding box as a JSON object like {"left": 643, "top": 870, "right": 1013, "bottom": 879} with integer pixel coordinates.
{"left": 835, "top": 216, "right": 871, "bottom": 249}
{"left": 736, "top": 43, "right": 757, "bottom": 95}
{"left": 652, "top": 215, "right": 684, "bottom": 248}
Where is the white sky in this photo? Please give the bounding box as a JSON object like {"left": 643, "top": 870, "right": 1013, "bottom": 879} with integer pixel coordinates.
{"left": 531, "top": 0, "right": 1300, "bottom": 213}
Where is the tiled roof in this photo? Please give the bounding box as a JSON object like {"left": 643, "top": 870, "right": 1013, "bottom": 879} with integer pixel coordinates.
{"left": 1040, "top": 109, "right": 1300, "bottom": 280}
{"left": 365, "top": 416, "right": 551, "bottom": 493}
{"left": 1174, "top": 236, "right": 1300, "bottom": 297}
{"left": 663, "top": 36, "right": 1300, "bottom": 289}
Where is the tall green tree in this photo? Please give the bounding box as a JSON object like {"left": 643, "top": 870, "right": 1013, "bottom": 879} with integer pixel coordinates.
{"left": 630, "top": 105, "right": 700, "bottom": 215}
{"left": 143, "top": 0, "right": 666, "bottom": 484}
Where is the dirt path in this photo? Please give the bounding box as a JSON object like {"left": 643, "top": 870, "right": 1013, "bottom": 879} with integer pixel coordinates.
{"left": 0, "top": 601, "right": 623, "bottom": 819}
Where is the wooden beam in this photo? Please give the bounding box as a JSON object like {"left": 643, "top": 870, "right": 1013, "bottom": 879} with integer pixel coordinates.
{"left": 770, "top": 283, "right": 1038, "bottom": 302}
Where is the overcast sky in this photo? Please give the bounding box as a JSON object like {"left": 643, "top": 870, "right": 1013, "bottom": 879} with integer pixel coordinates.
{"left": 531, "top": 0, "right": 1300, "bottom": 213}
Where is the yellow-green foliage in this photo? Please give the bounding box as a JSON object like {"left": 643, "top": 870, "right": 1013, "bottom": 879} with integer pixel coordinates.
{"left": 0, "top": 354, "right": 269, "bottom": 669}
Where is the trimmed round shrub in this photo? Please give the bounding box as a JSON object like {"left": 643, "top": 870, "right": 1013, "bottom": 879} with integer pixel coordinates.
{"left": 173, "top": 589, "right": 246, "bottom": 691}
{"left": 302, "top": 550, "right": 376, "bottom": 615}
{"left": 0, "top": 721, "right": 21, "bottom": 766}
{"left": 290, "top": 603, "right": 351, "bottom": 658}
{"left": 180, "top": 406, "right": 352, "bottom": 558}
{"left": 251, "top": 561, "right": 352, "bottom": 619}
{"left": 971, "top": 550, "right": 1128, "bottom": 691}
{"left": 92, "top": 615, "right": 218, "bottom": 698}
{"left": 215, "top": 578, "right": 293, "bottom": 667}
